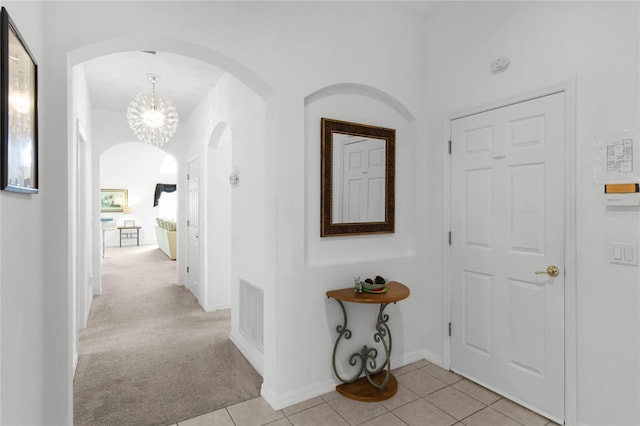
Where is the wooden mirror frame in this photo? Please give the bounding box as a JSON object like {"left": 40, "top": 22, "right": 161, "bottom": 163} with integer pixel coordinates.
{"left": 321, "top": 118, "right": 395, "bottom": 237}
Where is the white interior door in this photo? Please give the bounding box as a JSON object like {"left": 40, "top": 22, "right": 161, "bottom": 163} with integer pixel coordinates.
{"left": 341, "top": 137, "right": 386, "bottom": 222}
{"left": 187, "top": 157, "right": 200, "bottom": 300}
{"left": 450, "top": 92, "right": 565, "bottom": 421}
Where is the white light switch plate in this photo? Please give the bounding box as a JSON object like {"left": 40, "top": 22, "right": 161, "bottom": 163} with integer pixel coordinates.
{"left": 610, "top": 243, "right": 638, "bottom": 266}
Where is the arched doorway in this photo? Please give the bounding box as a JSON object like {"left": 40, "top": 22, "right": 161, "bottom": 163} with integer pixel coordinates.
{"left": 68, "top": 39, "right": 274, "bottom": 423}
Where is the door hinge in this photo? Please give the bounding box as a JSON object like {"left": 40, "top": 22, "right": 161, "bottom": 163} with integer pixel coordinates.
{"left": 187, "top": 173, "right": 190, "bottom": 180}
{"left": 448, "top": 322, "right": 452, "bottom": 337}
{"left": 448, "top": 231, "right": 452, "bottom": 246}
{"left": 448, "top": 140, "right": 452, "bottom": 155}
{"left": 187, "top": 219, "right": 190, "bottom": 226}
{"left": 187, "top": 266, "right": 190, "bottom": 273}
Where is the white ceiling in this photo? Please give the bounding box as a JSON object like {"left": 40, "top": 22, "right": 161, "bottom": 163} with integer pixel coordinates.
{"left": 81, "top": 3, "right": 439, "bottom": 120}
{"left": 83, "top": 50, "right": 226, "bottom": 118}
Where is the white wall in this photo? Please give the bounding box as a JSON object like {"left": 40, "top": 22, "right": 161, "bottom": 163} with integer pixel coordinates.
{"left": 179, "top": 72, "right": 267, "bottom": 371}
{"left": 0, "top": 1, "right": 45, "bottom": 424}
{"left": 100, "top": 143, "right": 177, "bottom": 247}
{"left": 261, "top": 6, "right": 428, "bottom": 408}
{"left": 207, "top": 125, "right": 232, "bottom": 311}
{"left": 422, "top": 3, "right": 639, "bottom": 425}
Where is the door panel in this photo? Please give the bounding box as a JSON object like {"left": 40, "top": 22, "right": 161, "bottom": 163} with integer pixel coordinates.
{"left": 450, "top": 92, "right": 565, "bottom": 421}
{"left": 465, "top": 168, "right": 493, "bottom": 247}
{"left": 463, "top": 271, "right": 492, "bottom": 357}
{"left": 342, "top": 138, "right": 386, "bottom": 222}
{"left": 509, "top": 279, "right": 545, "bottom": 376}
{"left": 509, "top": 163, "right": 545, "bottom": 253}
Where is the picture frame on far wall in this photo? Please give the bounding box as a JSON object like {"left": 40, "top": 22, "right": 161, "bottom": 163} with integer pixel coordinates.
{"left": 1, "top": 7, "right": 38, "bottom": 193}
{"left": 100, "top": 189, "right": 128, "bottom": 213}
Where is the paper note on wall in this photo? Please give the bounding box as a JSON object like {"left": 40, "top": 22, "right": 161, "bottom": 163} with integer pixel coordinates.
{"left": 593, "top": 131, "right": 640, "bottom": 184}
{"left": 607, "top": 138, "right": 633, "bottom": 173}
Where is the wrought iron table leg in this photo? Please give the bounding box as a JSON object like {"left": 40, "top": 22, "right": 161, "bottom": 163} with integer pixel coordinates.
{"left": 330, "top": 299, "right": 395, "bottom": 390}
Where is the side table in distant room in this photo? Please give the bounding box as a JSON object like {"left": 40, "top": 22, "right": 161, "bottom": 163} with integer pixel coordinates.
{"left": 117, "top": 220, "right": 141, "bottom": 247}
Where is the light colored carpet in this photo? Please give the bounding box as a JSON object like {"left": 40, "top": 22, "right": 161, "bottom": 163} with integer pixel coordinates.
{"left": 74, "top": 245, "right": 262, "bottom": 426}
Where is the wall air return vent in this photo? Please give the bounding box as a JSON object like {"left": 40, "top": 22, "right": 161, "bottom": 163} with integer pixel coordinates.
{"left": 239, "top": 279, "right": 264, "bottom": 352}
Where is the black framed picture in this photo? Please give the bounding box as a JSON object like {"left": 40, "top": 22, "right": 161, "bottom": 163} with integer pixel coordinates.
{"left": 1, "top": 7, "right": 38, "bottom": 193}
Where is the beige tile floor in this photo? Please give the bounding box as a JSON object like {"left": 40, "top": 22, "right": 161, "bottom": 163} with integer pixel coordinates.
{"left": 174, "top": 360, "right": 561, "bottom": 426}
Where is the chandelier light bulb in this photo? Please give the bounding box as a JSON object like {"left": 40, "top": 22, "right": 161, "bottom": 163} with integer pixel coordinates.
{"left": 143, "top": 109, "right": 165, "bottom": 128}
{"left": 126, "top": 74, "right": 179, "bottom": 146}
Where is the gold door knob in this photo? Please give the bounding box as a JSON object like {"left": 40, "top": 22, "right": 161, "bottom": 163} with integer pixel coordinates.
{"left": 535, "top": 265, "right": 559, "bottom": 277}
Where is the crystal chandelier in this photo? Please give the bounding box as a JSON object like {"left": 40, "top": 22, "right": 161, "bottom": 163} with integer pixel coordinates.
{"left": 126, "top": 74, "right": 179, "bottom": 146}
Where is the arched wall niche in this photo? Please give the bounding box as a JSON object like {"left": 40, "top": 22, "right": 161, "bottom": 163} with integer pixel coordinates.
{"left": 303, "top": 82, "right": 419, "bottom": 265}
{"left": 304, "top": 82, "right": 416, "bottom": 124}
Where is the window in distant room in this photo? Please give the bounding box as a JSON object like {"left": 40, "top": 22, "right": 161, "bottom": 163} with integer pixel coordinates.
{"left": 156, "top": 154, "right": 177, "bottom": 220}
{"left": 158, "top": 190, "right": 177, "bottom": 220}
{"left": 155, "top": 187, "right": 177, "bottom": 220}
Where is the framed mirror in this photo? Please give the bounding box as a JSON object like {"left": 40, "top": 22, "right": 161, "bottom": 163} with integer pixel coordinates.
{"left": 321, "top": 118, "right": 395, "bottom": 237}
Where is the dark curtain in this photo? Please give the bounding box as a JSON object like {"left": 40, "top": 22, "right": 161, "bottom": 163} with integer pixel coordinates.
{"left": 154, "top": 184, "right": 177, "bottom": 207}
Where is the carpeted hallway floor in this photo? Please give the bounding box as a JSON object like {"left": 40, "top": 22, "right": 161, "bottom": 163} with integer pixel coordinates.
{"left": 74, "top": 245, "right": 262, "bottom": 426}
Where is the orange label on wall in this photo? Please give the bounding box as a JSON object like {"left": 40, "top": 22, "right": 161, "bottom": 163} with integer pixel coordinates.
{"left": 604, "top": 183, "right": 639, "bottom": 193}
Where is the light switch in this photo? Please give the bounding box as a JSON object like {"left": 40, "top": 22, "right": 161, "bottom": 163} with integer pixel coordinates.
{"left": 624, "top": 247, "right": 634, "bottom": 261}
{"left": 611, "top": 243, "right": 638, "bottom": 266}
{"left": 613, "top": 246, "right": 622, "bottom": 260}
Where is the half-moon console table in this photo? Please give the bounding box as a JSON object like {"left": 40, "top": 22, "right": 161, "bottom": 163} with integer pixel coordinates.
{"left": 326, "top": 281, "right": 410, "bottom": 402}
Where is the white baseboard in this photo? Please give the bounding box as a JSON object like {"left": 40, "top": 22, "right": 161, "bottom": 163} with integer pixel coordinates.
{"left": 93, "top": 277, "right": 102, "bottom": 296}
{"left": 73, "top": 351, "right": 79, "bottom": 379}
{"left": 230, "top": 330, "right": 263, "bottom": 376}
{"left": 391, "top": 349, "right": 443, "bottom": 370}
{"left": 422, "top": 349, "right": 445, "bottom": 368}
{"left": 83, "top": 281, "right": 93, "bottom": 329}
{"left": 262, "top": 378, "right": 337, "bottom": 411}
{"left": 205, "top": 303, "right": 231, "bottom": 313}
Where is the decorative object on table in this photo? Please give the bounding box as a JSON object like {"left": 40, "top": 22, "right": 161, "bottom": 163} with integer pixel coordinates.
{"left": 1, "top": 7, "right": 38, "bottom": 193}
{"left": 126, "top": 73, "right": 179, "bottom": 146}
{"left": 360, "top": 276, "right": 388, "bottom": 293}
{"left": 363, "top": 286, "right": 388, "bottom": 294}
{"left": 353, "top": 276, "right": 363, "bottom": 293}
{"left": 100, "top": 188, "right": 128, "bottom": 213}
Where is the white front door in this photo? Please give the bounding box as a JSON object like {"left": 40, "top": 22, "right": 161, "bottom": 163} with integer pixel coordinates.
{"left": 187, "top": 157, "right": 200, "bottom": 300}
{"left": 339, "top": 137, "right": 386, "bottom": 222}
{"left": 450, "top": 92, "right": 565, "bottom": 421}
